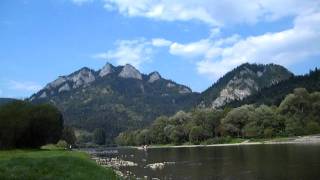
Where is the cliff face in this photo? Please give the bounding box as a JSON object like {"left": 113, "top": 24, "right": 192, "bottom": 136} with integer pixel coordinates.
{"left": 199, "top": 63, "right": 293, "bottom": 108}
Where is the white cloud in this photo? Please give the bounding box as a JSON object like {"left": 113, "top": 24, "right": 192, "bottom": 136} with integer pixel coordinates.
{"left": 163, "top": 11, "right": 320, "bottom": 78}
{"left": 70, "top": 0, "right": 93, "bottom": 6}
{"left": 93, "top": 39, "right": 154, "bottom": 68}
{"left": 169, "top": 39, "right": 211, "bottom": 58}
{"left": 151, "top": 38, "right": 172, "bottom": 47}
{"left": 0, "top": 89, "right": 2, "bottom": 96}
{"left": 102, "top": 0, "right": 319, "bottom": 26}
{"left": 8, "top": 80, "right": 42, "bottom": 92}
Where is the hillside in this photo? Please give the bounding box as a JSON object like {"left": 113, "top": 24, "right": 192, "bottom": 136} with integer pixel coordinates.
{"left": 226, "top": 68, "right": 320, "bottom": 107}
{"left": 29, "top": 63, "right": 199, "bottom": 143}
{"left": 0, "top": 98, "right": 16, "bottom": 106}
{"left": 199, "top": 63, "right": 293, "bottom": 108}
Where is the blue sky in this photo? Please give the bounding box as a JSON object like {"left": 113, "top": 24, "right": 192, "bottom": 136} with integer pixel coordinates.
{"left": 1, "top": 0, "right": 320, "bottom": 98}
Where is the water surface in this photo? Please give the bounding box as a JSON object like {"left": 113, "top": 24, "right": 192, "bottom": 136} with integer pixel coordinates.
{"left": 98, "top": 144, "right": 320, "bottom": 179}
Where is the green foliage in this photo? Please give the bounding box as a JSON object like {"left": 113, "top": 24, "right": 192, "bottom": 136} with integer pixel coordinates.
{"left": 56, "top": 140, "right": 68, "bottom": 148}
{"left": 116, "top": 88, "right": 320, "bottom": 146}
{"left": 61, "top": 126, "right": 77, "bottom": 145}
{"left": 93, "top": 128, "right": 106, "bottom": 145}
{"left": 189, "top": 126, "right": 204, "bottom": 144}
{"left": 221, "top": 105, "right": 255, "bottom": 137}
{"left": 0, "top": 101, "right": 63, "bottom": 149}
{"left": 305, "top": 121, "right": 320, "bottom": 134}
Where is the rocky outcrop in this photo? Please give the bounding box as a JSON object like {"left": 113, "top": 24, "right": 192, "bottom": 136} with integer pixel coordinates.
{"left": 179, "top": 87, "right": 192, "bottom": 94}
{"left": 148, "top": 71, "right": 161, "bottom": 83}
{"left": 118, "top": 64, "right": 142, "bottom": 80}
{"left": 69, "top": 68, "right": 96, "bottom": 88}
{"left": 58, "top": 83, "right": 71, "bottom": 93}
{"left": 45, "top": 76, "right": 67, "bottom": 89}
{"left": 99, "top": 63, "right": 114, "bottom": 77}
{"left": 167, "top": 82, "right": 176, "bottom": 88}
{"left": 200, "top": 63, "right": 293, "bottom": 108}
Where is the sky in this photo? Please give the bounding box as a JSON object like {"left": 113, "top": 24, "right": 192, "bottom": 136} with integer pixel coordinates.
{"left": 0, "top": 0, "right": 320, "bottom": 98}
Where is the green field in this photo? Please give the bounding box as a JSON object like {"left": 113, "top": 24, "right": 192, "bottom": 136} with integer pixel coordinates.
{"left": 0, "top": 150, "right": 119, "bottom": 180}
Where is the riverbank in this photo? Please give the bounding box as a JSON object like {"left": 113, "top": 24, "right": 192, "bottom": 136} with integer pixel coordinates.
{"left": 0, "top": 149, "right": 119, "bottom": 179}
{"left": 131, "top": 134, "right": 320, "bottom": 149}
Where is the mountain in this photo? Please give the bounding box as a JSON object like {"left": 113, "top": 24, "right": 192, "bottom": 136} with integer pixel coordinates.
{"left": 199, "top": 63, "right": 293, "bottom": 108}
{"left": 0, "top": 98, "right": 16, "bottom": 106}
{"left": 29, "top": 63, "right": 199, "bottom": 142}
{"left": 226, "top": 68, "right": 320, "bottom": 107}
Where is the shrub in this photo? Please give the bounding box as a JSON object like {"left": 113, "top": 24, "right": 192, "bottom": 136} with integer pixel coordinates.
{"left": 56, "top": 140, "right": 68, "bottom": 148}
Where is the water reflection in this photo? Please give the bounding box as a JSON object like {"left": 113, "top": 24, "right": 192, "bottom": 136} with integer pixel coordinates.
{"left": 94, "top": 144, "right": 320, "bottom": 179}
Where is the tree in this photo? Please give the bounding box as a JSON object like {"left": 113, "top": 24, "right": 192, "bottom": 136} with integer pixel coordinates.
{"left": 189, "top": 126, "right": 206, "bottom": 144}
{"left": 243, "top": 122, "right": 259, "bottom": 138}
{"left": 279, "top": 88, "right": 311, "bottom": 122}
{"left": 149, "top": 116, "right": 169, "bottom": 144}
{"left": 169, "top": 126, "right": 186, "bottom": 144}
{"left": 285, "top": 118, "right": 304, "bottom": 136}
{"left": 136, "top": 129, "right": 151, "bottom": 145}
{"left": 93, "top": 128, "right": 106, "bottom": 145}
{"left": 221, "top": 105, "right": 255, "bottom": 137}
{"left": 61, "top": 126, "right": 77, "bottom": 145}
{"left": 263, "top": 128, "right": 274, "bottom": 138}
{"left": 305, "top": 121, "right": 320, "bottom": 134}
{"left": 0, "top": 101, "right": 63, "bottom": 149}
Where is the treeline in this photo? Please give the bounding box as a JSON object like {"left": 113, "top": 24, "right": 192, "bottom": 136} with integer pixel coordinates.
{"left": 0, "top": 101, "right": 76, "bottom": 149}
{"left": 116, "top": 88, "right": 320, "bottom": 145}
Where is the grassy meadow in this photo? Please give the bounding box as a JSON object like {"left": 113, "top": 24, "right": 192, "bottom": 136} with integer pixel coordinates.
{"left": 0, "top": 149, "right": 118, "bottom": 180}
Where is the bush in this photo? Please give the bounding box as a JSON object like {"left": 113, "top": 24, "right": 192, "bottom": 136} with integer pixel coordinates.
{"left": 93, "top": 128, "right": 106, "bottom": 145}
{"left": 61, "top": 126, "right": 76, "bottom": 145}
{"left": 56, "top": 140, "right": 68, "bottom": 148}
{"left": 202, "top": 137, "right": 233, "bottom": 145}
{"left": 264, "top": 128, "right": 274, "bottom": 138}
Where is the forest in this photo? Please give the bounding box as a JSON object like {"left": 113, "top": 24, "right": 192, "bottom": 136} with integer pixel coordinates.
{"left": 116, "top": 88, "right": 320, "bottom": 145}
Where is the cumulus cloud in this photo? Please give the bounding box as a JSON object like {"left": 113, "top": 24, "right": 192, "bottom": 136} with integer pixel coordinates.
{"left": 8, "top": 80, "right": 42, "bottom": 92}
{"left": 102, "top": 0, "right": 319, "bottom": 26}
{"left": 166, "top": 11, "right": 320, "bottom": 78}
{"left": 169, "top": 39, "right": 211, "bottom": 58}
{"left": 93, "top": 39, "right": 154, "bottom": 68}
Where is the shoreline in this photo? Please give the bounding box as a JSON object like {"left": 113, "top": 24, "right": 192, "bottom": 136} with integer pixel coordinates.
{"left": 127, "top": 134, "right": 320, "bottom": 149}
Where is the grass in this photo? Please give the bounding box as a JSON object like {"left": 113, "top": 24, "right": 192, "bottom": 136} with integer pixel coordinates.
{"left": 0, "top": 149, "right": 119, "bottom": 180}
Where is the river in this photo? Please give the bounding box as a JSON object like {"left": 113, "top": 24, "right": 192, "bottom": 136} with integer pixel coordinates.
{"left": 92, "top": 144, "right": 320, "bottom": 179}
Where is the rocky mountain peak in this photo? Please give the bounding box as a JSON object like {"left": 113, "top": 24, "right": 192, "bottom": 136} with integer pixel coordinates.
{"left": 99, "top": 63, "right": 114, "bottom": 77}
{"left": 118, "top": 64, "right": 142, "bottom": 80}
{"left": 69, "top": 67, "right": 96, "bottom": 88}
{"left": 200, "top": 63, "right": 293, "bottom": 108}
{"left": 45, "top": 76, "right": 67, "bottom": 89}
{"left": 148, "top": 71, "right": 161, "bottom": 83}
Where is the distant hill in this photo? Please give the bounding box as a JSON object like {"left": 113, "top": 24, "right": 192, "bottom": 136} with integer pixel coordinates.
{"left": 29, "top": 63, "right": 199, "bottom": 142}
{"left": 28, "top": 62, "right": 301, "bottom": 143}
{"left": 226, "top": 68, "right": 320, "bottom": 107}
{"left": 0, "top": 98, "right": 16, "bottom": 106}
{"left": 199, "top": 63, "right": 293, "bottom": 108}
